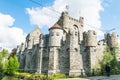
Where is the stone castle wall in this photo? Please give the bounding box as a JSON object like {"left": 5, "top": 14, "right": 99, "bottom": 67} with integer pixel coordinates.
{"left": 16, "top": 12, "right": 120, "bottom": 75}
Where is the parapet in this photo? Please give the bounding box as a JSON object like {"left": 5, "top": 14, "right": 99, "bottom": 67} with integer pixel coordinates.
{"left": 79, "top": 17, "right": 84, "bottom": 27}
{"left": 84, "top": 30, "right": 97, "bottom": 47}
{"left": 97, "top": 40, "right": 106, "bottom": 46}
{"left": 61, "top": 11, "right": 84, "bottom": 23}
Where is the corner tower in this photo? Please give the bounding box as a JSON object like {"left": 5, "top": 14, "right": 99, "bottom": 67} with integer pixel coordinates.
{"left": 84, "top": 30, "right": 97, "bottom": 74}
{"left": 48, "top": 24, "right": 63, "bottom": 74}
{"left": 106, "top": 32, "right": 119, "bottom": 48}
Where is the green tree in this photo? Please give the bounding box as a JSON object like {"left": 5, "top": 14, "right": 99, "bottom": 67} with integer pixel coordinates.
{"left": 100, "top": 45, "right": 120, "bottom": 74}
{"left": 110, "top": 48, "right": 117, "bottom": 67}
{"left": 100, "top": 45, "right": 113, "bottom": 74}
{"left": 6, "top": 55, "right": 19, "bottom": 75}
{"left": 0, "top": 49, "right": 9, "bottom": 69}
{"left": 101, "top": 46, "right": 113, "bottom": 65}
{"left": 0, "top": 53, "right": 3, "bottom": 69}
{"left": 0, "top": 49, "right": 9, "bottom": 79}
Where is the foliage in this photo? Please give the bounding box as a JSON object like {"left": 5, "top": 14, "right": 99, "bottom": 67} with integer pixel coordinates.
{"left": 0, "top": 53, "right": 3, "bottom": 68}
{"left": 30, "top": 74, "right": 46, "bottom": 80}
{"left": 51, "top": 74, "right": 66, "bottom": 79}
{"left": 0, "top": 49, "right": 9, "bottom": 57}
{"left": 2, "top": 76, "right": 18, "bottom": 80}
{"left": 100, "top": 45, "right": 120, "bottom": 75}
{"left": 10, "top": 73, "right": 66, "bottom": 80}
{"left": 6, "top": 55, "right": 19, "bottom": 75}
{"left": 0, "top": 70, "right": 4, "bottom": 80}
{"left": 0, "top": 49, "right": 8, "bottom": 69}
{"left": 110, "top": 48, "right": 118, "bottom": 69}
{"left": 100, "top": 46, "right": 113, "bottom": 71}
{"left": 0, "top": 49, "right": 9, "bottom": 79}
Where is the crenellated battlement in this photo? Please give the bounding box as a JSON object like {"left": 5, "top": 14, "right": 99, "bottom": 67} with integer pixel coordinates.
{"left": 105, "top": 32, "right": 119, "bottom": 48}
{"left": 84, "top": 30, "right": 97, "bottom": 47}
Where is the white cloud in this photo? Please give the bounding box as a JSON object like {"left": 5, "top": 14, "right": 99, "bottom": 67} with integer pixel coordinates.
{"left": 0, "top": 13, "right": 15, "bottom": 27}
{"left": 0, "top": 13, "right": 26, "bottom": 52}
{"left": 26, "top": 7, "right": 59, "bottom": 27}
{"left": 26, "top": 0, "right": 104, "bottom": 38}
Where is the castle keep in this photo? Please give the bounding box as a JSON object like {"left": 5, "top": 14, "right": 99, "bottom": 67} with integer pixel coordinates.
{"left": 16, "top": 12, "right": 119, "bottom": 75}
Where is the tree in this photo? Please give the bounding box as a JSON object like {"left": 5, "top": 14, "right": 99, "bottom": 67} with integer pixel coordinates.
{"left": 110, "top": 48, "right": 116, "bottom": 67}
{"left": 100, "top": 45, "right": 113, "bottom": 75}
{"left": 0, "top": 49, "right": 9, "bottom": 79}
{"left": 0, "top": 53, "right": 3, "bottom": 69}
{"left": 100, "top": 45, "right": 120, "bottom": 74}
{"left": 0, "top": 49, "right": 8, "bottom": 69}
{"left": 101, "top": 46, "right": 113, "bottom": 65}
{"left": 6, "top": 55, "right": 19, "bottom": 75}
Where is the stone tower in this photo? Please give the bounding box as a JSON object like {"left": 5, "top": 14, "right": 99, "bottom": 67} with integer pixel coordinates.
{"left": 105, "top": 32, "right": 119, "bottom": 48}
{"left": 56, "top": 12, "right": 84, "bottom": 75}
{"left": 48, "top": 24, "right": 63, "bottom": 74}
{"left": 57, "top": 12, "right": 84, "bottom": 42}
{"left": 84, "top": 30, "right": 97, "bottom": 73}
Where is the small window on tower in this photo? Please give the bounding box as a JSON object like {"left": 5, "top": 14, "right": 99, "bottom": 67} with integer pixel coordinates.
{"left": 94, "top": 49, "right": 96, "bottom": 52}
{"left": 75, "top": 48, "right": 78, "bottom": 52}
{"left": 37, "top": 32, "right": 39, "bottom": 34}
{"left": 93, "top": 31, "right": 96, "bottom": 35}
{"left": 56, "top": 32, "right": 59, "bottom": 36}
{"left": 66, "top": 48, "right": 69, "bottom": 52}
{"left": 75, "top": 32, "right": 78, "bottom": 36}
{"left": 51, "top": 32, "right": 54, "bottom": 36}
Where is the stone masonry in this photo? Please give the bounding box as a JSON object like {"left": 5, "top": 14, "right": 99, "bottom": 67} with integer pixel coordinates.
{"left": 16, "top": 12, "right": 120, "bottom": 75}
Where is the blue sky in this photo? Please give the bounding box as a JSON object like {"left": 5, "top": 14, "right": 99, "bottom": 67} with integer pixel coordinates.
{"left": 0, "top": 0, "right": 120, "bottom": 50}
{"left": 0, "top": 0, "right": 54, "bottom": 33}
{"left": 101, "top": 0, "right": 120, "bottom": 33}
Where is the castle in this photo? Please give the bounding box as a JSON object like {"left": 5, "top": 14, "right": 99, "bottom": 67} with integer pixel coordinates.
{"left": 16, "top": 12, "right": 120, "bottom": 75}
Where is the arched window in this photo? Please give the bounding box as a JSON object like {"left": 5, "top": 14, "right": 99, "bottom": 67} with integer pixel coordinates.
{"left": 73, "top": 24, "right": 78, "bottom": 36}
{"left": 73, "top": 24, "right": 78, "bottom": 29}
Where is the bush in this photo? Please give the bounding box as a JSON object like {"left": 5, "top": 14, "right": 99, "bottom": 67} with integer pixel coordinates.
{"left": 2, "top": 76, "right": 18, "bottom": 80}
{"left": 0, "top": 70, "right": 4, "bottom": 80}
{"left": 68, "top": 74, "right": 81, "bottom": 78}
{"left": 52, "top": 74, "right": 66, "bottom": 79}
{"left": 5, "top": 55, "right": 19, "bottom": 75}
{"left": 30, "top": 74, "right": 46, "bottom": 80}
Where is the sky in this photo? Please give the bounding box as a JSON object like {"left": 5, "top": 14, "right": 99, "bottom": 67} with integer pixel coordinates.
{"left": 0, "top": 0, "right": 120, "bottom": 51}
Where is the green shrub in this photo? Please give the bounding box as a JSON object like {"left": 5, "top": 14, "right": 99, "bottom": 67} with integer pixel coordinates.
{"left": 30, "top": 74, "right": 46, "bottom": 80}
{"left": 53, "top": 74, "right": 66, "bottom": 79}
{"left": 47, "top": 74, "right": 66, "bottom": 80}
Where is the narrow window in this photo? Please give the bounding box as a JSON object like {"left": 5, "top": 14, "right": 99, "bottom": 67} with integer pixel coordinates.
{"left": 56, "top": 32, "right": 59, "bottom": 36}
{"left": 51, "top": 32, "right": 54, "bottom": 36}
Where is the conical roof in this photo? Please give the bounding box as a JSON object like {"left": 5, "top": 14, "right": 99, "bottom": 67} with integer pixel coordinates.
{"left": 49, "top": 24, "right": 62, "bottom": 30}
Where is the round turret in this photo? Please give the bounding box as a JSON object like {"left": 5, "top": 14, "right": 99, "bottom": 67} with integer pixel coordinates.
{"left": 85, "top": 30, "right": 97, "bottom": 46}
{"left": 49, "top": 24, "right": 63, "bottom": 47}
{"left": 110, "top": 32, "right": 119, "bottom": 47}
{"left": 62, "top": 12, "right": 69, "bottom": 32}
